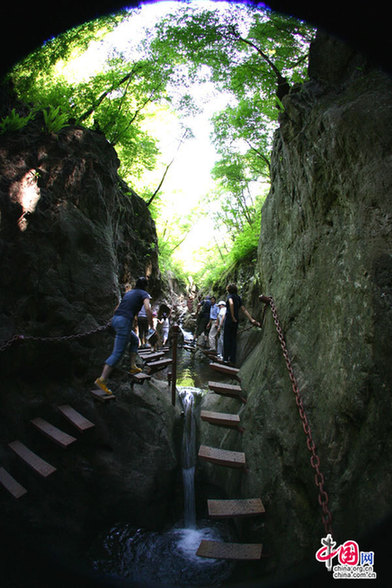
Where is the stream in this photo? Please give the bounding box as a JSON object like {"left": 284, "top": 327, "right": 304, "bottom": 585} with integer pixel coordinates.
{"left": 89, "top": 332, "right": 236, "bottom": 586}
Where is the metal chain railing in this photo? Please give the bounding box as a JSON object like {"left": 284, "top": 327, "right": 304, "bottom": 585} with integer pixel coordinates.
{"left": 259, "top": 294, "right": 333, "bottom": 536}
{"left": 0, "top": 321, "right": 111, "bottom": 353}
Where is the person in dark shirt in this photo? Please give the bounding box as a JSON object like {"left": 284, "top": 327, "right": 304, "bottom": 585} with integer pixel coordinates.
{"left": 223, "top": 283, "right": 260, "bottom": 365}
{"left": 95, "top": 276, "right": 153, "bottom": 394}
{"left": 195, "top": 296, "right": 211, "bottom": 344}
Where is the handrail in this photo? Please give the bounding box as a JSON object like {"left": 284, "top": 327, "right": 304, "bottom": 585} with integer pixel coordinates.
{"left": 259, "top": 294, "right": 333, "bottom": 536}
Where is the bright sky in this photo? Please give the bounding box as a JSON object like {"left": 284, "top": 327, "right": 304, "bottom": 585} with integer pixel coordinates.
{"left": 59, "top": 0, "right": 244, "bottom": 273}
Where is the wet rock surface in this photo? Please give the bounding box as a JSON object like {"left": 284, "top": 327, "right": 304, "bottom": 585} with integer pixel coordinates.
{"left": 0, "top": 122, "right": 160, "bottom": 379}
{"left": 223, "top": 32, "right": 392, "bottom": 582}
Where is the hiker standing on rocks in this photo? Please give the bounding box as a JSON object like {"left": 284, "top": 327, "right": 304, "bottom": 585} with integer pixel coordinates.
{"left": 207, "top": 296, "right": 219, "bottom": 351}
{"left": 95, "top": 277, "right": 153, "bottom": 394}
{"left": 195, "top": 295, "right": 211, "bottom": 346}
{"left": 216, "top": 300, "right": 226, "bottom": 359}
{"left": 223, "top": 283, "right": 260, "bottom": 365}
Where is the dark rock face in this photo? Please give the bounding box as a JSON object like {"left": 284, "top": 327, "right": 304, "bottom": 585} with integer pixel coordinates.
{"left": 199, "top": 33, "right": 392, "bottom": 583}
{"left": 0, "top": 123, "right": 160, "bottom": 364}
{"left": 0, "top": 378, "right": 181, "bottom": 586}
{"left": 249, "top": 34, "right": 392, "bottom": 575}
{"left": 0, "top": 121, "right": 182, "bottom": 584}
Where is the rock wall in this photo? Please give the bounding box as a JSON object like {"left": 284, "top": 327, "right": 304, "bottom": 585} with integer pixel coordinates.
{"left": 199, "top": 33, "right": 392, "bottom": 583}
{"left": 0, "top": 115, "right": 183, "bottom": 584}
{"left": 246, "top": 32, "right": 392, "bottom": 577}
{"left": 0, "top": 119, "right": 160, "bottom": 378}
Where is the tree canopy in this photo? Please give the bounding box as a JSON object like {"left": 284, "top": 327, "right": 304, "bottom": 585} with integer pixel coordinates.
{"left": 4, "top": 1, "right": 315, "bottom": 285}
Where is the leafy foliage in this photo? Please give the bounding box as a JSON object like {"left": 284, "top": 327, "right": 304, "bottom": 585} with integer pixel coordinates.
{"left": 41, "top": 105, "right": 69, "bottom": 134}
{"left": 5, "top": 3, "right": 315, "bottom": 288}
{"left": 8, "top": 13, "right": 174, "bottom": 183}
{"left": 0, "top": 108, "right": 35, "bottom": 133}
{"left": 150, "top": 3, "right": 315, "bottom": 282}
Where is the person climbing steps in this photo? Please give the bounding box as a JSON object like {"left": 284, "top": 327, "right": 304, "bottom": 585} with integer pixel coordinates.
{"left": 94, "top": 277, "right": 153, "bottom": 394}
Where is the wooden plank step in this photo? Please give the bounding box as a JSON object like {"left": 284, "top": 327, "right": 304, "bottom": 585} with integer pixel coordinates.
{"left": 139, "top": 352, "right": 164, "bottom": 361}
{"left": 201, "top": 410, "right": 241, "bottom": 429}
{"left": 129, "top": 372, "right": 151, "bottom": 383}
{"left": 31, "top": 417, "right": 77, "bottom": 448}
{"left": 146, "top": 358, "right": 172, "bottom": 370}
{"left": 198, "top": 445, "right": 246, "bottom": 469}
{"left": 209, "top": 362, "right": 240, "bottom": 379}
{"left": 200, "top": 348, "right": 217, "bottom": 358}
{"left": 8, "top": 441, "right": 56, "bottom": 477}
{"left": 211, "top": 356, "right": 225, "bottom": 364}
{"left": 91, "top": 389, "right": 116, "bottom": 403}
{"left": 183, "top": 345, "right": 196, "bottom": 352}
{"left": 208, "top": 498, "right": 265, "bottom": 518}
{"left": 208, "top": 381, "right": 246, "bottom": 402}
{"left": 58, "top": 405, "right": 95, "bottom": 432}
{"left": 197, "top": 540, "right": 262, "bottom": 560}
{"left": 0, "top": 467, "right": 27, "bottom": 498}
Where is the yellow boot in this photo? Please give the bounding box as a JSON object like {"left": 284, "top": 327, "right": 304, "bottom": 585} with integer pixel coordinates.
{"left": 94, "top": 377, "right": 113, "bottom": 395}
{"left": 129, "top": 352, "right": 142, "bottom": 374}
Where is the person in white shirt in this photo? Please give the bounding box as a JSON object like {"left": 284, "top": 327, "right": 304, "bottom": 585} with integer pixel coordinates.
{"left": 216, "top": 300, "right": 226, "bottom": 359}
{"left": 207, "top": 296, "right": 219, "bottom": 351}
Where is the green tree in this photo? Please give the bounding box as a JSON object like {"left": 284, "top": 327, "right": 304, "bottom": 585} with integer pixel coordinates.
{"left": 8, "top": 14, "right": 176, "bottom": 184}
{"left": 152, "top": 4, "right": 314, "bottom": 247}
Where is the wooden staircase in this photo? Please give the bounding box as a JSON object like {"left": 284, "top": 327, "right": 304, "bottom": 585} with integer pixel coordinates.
{"left": 0, "top": 405, "right": 95, "bottom": 498}
{"left": 198, "top": 445, "right": 246, "bottom": 469}
{"left": 209, "top": 362, "right": 240, "bottom": 379}
{"left": 197, "top": 540, "right": 262, "bottom": 560}
{"left": 140, "top": 347, "right": 172, "bottom": 373}
{"left": 196, "top": 360, "right": 263, "bottom": 560}
{"left": 200, "top": 409, "right": 243, "bottom": 431}
{"left": 0, "top": 466, "right": 27, "bottom": 498}
{"left": 208, "top": 381, "right": 246, "bottom": 403}
{"left": 58, "top": 404, "right": 94, "bottom": 432}
{"left": 30, "top": 417, "right": 77, "bottom": 448}
{"left": 207, "top": 498, "right": 265, "bottom": 518}
{"left": 145, "top": 358, "right": 172, "bottom": 371}
{"left": 8, "top": 440, "right": 57, "bottom": 478}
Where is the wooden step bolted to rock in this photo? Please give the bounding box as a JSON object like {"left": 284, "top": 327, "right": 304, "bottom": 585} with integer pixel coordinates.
{"left": 208, "top": 381, "right": 246, "bottom": 403}
{"left": 138, "top": 351, "right": 165, "bottom": 362}
{"left": 31, "top": 417, "right": 77, "bottom": 448}
{"left": 197, "top": 540, "right": 262, "bottom": 560}
{"left": 145, "top": 358, "right": 172, "bottom": 371}
{"left": 198, "top": 445, "right": 246, "bottom": 469}
{"left": 209, "top": 362, "right": 240, "bottom": 380}
{"left": 57, "top": 405, "right": 95, "bottom": 432}
{"left": 129, "top": 372, "right": 151, "bottom": 384}
{"left": 207, "top": 498, "right": 265, "bottom": 519}
{"left": 0, "top": 467, "right": 27, "bottom": 498}
{"left": 91, "top": 388, "right": 116, "bottom": 403}
{"left": 183, "top": 344, "right": 196, "bottom": 352}
{"left": 8, "top": 441, "right": 56, "bottom": 477}
{"left": 201, "top": 410, "right": 243, "bottom": 432}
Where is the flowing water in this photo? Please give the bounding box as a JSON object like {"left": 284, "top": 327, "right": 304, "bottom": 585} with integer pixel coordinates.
{"left": 179, "top": 386, "right": 201, "bottom": 529}
{"left": 90, "top": 522, "right": 234, "bottom": 586}
{"left": 89, "top": 345, "right": 235, "bottom": 586}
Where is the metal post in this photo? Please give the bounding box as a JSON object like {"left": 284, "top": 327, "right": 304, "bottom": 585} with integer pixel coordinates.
{"left": 171, "top": 324, "right": 180, "bottom": 406}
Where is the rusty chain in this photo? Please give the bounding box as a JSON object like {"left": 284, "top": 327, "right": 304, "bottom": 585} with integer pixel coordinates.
{"left": 260, "top": 294, "right": 333, "bottom": 536}
{"left": 0, "top": 321, "right": 111, "bottom": 353}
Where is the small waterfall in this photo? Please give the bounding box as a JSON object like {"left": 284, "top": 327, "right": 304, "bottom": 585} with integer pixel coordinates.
{"left": 179, "top": 387, "right": 200, "bottom": 529}
{"left": 90, "top": 382, "right": 236, "bottom": 585}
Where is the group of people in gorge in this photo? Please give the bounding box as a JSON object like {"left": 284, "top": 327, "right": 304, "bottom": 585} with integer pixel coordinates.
{"left": 94, "top": 276, "right": 259, "bottom": 396}
{"left": 194, "top": 283, "right": 260, "bottom": 364}
{"left": 94, "top": 276, "right": 170, "bottom": 395}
